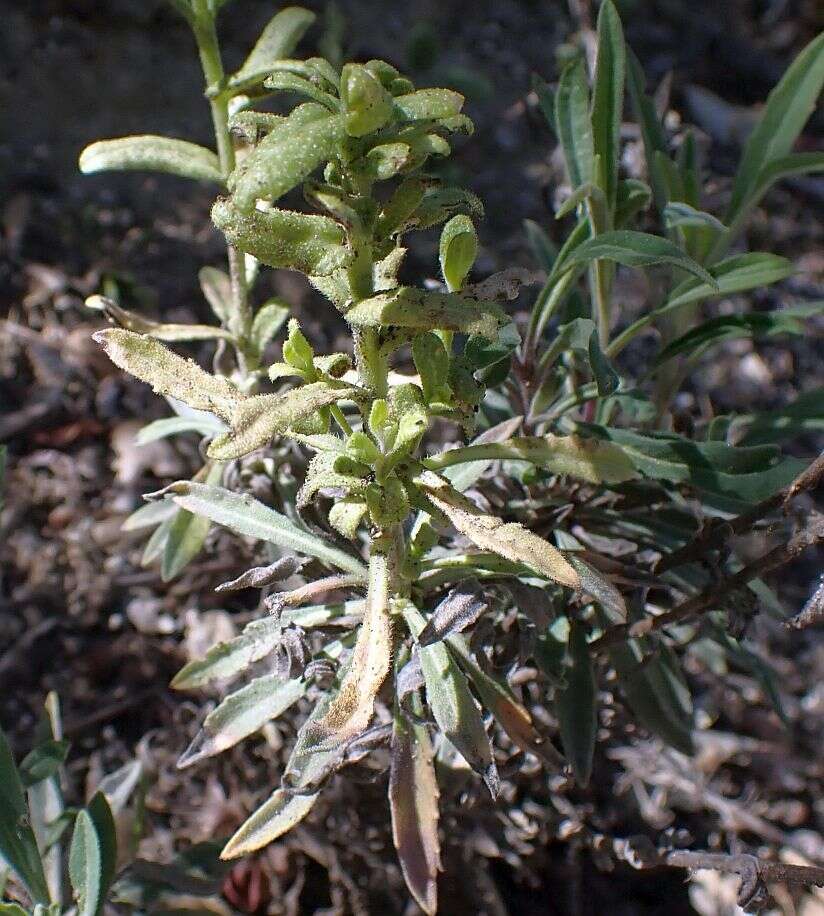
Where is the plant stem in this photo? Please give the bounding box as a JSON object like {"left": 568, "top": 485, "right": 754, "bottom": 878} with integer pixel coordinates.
{"left": 191, "top": 2, "right": 252, "bottom": 371}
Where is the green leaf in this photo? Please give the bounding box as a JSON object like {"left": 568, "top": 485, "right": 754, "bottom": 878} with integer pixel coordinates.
{"left": 752, "top": 151, "right": 824, "bottom": 199}
{"left": 84, "top": 794, "right": 117, "bottom": 913}
{"left": 590, "top": 0, "right": 626, "bottom": 209}
{"left": 447, "top": 637, "right": 556, "bottom": 764}
{"left": 212, "top": 198, "right": 350, "bottom": 276}
{"left": 610, "top": 639, "right": 693, "bottom": 755}
{"left": 136, "top": 415, "right": 228, "bottom": 446}
{"left": 608, "top": 252, "right": 795, "bottom": 356}
{"left": 229, "top": 7, "right": 317, "bottom": 94}
{"left": 587, "top": 328, "right": 620, "bottom": 396}
{"left": 625, "top": 50, "right": 670, "bottom": 211}
{"left": 554, "top": 59, "right": 594, "bottom": 189}
{"left": 79, "top": 136, "right": 222, "bottom": 183}
{"left": 393, "top": 89, "right": 465, "bottom": 121}
{"left": 122, "top": 499, "right": 177, "bottom": 532}
{"left": 726, "top": 31, "right": 824, "bottom": 227}
{"left": 740, "top": 387, "right": 824, "bottom": 446}
{"left": 263, "top": 72, "right": 340, "bottom": 111}
{"left": 415, "top": 471, "right": 580, "bottom": 588}
{"left": 653, "top": 303, "right": 824, "bottom": 367}
{"left": 199, "top": 266, "right": 232, "bottom": 324}
{"left": 250, "top": 299, "right": 290, "bottom": 356}
{"left": 230, "top": 106, "right": 345, "bottom": 211}
{"left": 69, "top": 811, "right": 101, "bottom": 916}
{"left": 18, "top": 740, "right": 70, "bottom": 788}
{"left": 93, "top": 329, "right": 242, "bottom": 422}
{"left": 402, "top": 604, "right": 498, "bottom": 795}
{"left": 340, "top": 63, "right": 394, "bottom": 136}
{"left": 424, "top": 432, "right": 638, "bottom": 485}
{"left": 178, "top": 675, "right": 307, "bottom": 768}
{"left": 167, "top": 482, "right": 367, "bottom": 577}
{"left": 346, "top": 287, "right": 506, "bottom": 341}
{"left": 439, "top": 215, "right": 478, "bottom": 292}
{"left": 160, "top": 510, "right": 207, "bottom": 582}
{"left": 207, "top": 382, "right": 362, "bottom": 460}
{"left": 0, "top": 728, "right": 50, "bottom": 904}
{"left": 663, "top": 201, "right": 726, "bottom": 232}
{"left": 556, "top": 230, "right": 717, "bottom": 288}
{"left": 554, "top": 621, "right": 597, "bottom": 786}
{"left": 390, "top": 706, "right": 441, "bottom": 916}
{"left": 578, "top": 423, "right": 805, "bottom": 505}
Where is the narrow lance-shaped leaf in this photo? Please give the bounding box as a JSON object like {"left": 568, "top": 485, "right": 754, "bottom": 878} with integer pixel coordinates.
{"left": 80, "top": 136, "right": 223, "bottom": 183}
{"left": 207, "top": 382, "right": 364, "bottom": 460}
{"left": 447, "top": 636, "right": 560, "bottom": 766}
{"left": 403, "top": 603, "right": 499, "bottom": 796}
{"left": 590, "top": 0, "right": 626, "bottom": 209}
{"left": 653, "top": 303, "right": 824, "bottom": 368}
{"left": 93, "top": 329, "right": 242, "bottom": 422}
{"left": 424, "top": 432, "right": 638, "bottom": 485}
{"left": 228, "top": 7, "right": 317, "bottom": 93}
{"left": 390, "top": 701, "right": 441, "bottom": 916}
{"left": 178, "top": 675, "right": 307, "bottom": 768}
{"left": 172, "top": 604, "right": 361, "bottom": 689}
{"left": 167, "top": 482, "right": 368, "bottom": 578}
{"left": 415, "top": 470, "right": 580, "bottom": 589}
{"left": 162, "top": 463, "right": 223, "bottom": 581}
{"left": 0, "top": 727, "right": 50, "bottom": 904}
{"left": 555, "top": 230, "right": 717, "bottom": 289}
{"left": 725, "top": 31, "right": 824, "bottom": 227}
{"left": 69, "top": 810, "right": 102, "bottom": 916}
{"left": 554, "top": 621, "right": 597, "bottom": 786}
{"left": 554, "top": 59, "right": 594, "bottom": 189}
{"left": 84, "top": 794, "right": 117, "bottom": 914}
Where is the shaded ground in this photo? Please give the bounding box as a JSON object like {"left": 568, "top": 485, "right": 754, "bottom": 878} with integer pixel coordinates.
{"left": 2, "top": 1, "right": 824, "bottom": 913}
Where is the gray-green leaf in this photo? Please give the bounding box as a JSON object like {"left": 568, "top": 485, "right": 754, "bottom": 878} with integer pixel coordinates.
{"left": 79, "top": 136, "right": 222, "bottom": 183}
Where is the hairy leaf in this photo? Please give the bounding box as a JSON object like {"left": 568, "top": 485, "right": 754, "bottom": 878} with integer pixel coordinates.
{"left": 425, "top": 433, "right": 638, "bottom": 485}
{"left": 553, "top": 59, "right": 594, "bottom": 189}
{"left": 93, "top": 329, "right": 242, "bottom": 421}
{"left": 726, "top": 31, "right": 824, "bottom": 227}
{"left": 207, "top": 382, "right": 362, "bottom": 460}
{"left": 403, "top": 604, "right": 498, "bottom": 795}
{"left": 346, "top": 287, "right": 506, "bottom": 340}
{"left": 212, "top": 199, "right": 350, "bottom": 276}
{"left": 230, "top": 106, "right": 345, "bottom": 211}
{"left": 229, "top": 7, "right": 317, "bottom": 94}
{"left": 167, "top": 482, "right": 368, "bottom": 577}
{"left": 178, "top": 675, "right": 307, "bottom": 768}
{"left": 390, "top": 707, "right": 441, "bottom": 915}
{"left": 79, "top": 136, "right": 223, "bottom": 183}
{"left": 416, "top": 471, "right": 580, "bottom": 588}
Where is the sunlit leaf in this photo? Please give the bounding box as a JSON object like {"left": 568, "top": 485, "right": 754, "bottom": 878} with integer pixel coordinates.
{"left": 80, "top": 136, "right": 223, "bottom": 183}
